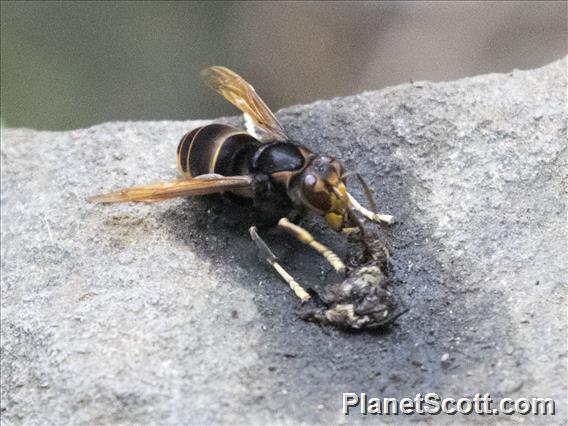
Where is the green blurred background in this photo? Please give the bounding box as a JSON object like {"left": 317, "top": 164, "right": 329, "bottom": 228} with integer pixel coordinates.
{"left": 1, "top": 1, "right": 566, "bottom": 130}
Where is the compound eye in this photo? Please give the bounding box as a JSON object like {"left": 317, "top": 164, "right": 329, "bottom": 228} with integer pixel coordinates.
{"left": 304, "top": 174, "right": 317, "bottom": 187}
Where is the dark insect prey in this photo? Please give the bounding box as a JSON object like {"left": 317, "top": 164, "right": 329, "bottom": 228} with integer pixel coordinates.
{"left": 89, "top": 66, "right": 399, "bottom": 329}
{"left": 301, "top": 231, "right": 405, "bottom": 330}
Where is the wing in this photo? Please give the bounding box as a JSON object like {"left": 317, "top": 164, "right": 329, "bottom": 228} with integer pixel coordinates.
{"left": 88, "top": 174, "right": 254, "bottom": 203}
{"left": 201, "top": 66, "right": 288, "bottom": 142}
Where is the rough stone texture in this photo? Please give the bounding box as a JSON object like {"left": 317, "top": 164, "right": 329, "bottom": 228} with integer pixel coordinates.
{"left": 1, "top": 59, "right": 566, "bottom": 424}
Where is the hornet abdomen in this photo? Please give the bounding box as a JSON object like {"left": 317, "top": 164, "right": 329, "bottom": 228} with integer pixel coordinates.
{"left": 177, "top": 124, "right": 260, "bottom": 179}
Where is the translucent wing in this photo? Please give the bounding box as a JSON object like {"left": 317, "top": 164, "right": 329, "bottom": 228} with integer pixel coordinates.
{"left": 201, "top": 66, "right": 288, "bottom": 142}
{"left": 88, "top": 174, "right": 254, "bottom": 203}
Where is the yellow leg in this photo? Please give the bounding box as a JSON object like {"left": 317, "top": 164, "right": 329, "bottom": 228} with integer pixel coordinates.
{"left": 341, "top": 227, "right": 360, "bottom": 235}
{"left": 249, "top": 226, "right": 310, "bottom": 303}
{"left": 346, "top": 192, "right": 395, "bottom": 225}
{"left": 278, "top": 218, "right": 346, "bottom": 274}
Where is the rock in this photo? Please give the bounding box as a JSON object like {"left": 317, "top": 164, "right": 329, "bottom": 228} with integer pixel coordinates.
{"left": 1, "top": 58, "right": 566, "bottom": 424}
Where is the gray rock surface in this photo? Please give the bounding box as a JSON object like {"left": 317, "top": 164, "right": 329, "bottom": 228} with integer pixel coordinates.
{"left": 1, "top": 59, "right": 566, "bottom": 424}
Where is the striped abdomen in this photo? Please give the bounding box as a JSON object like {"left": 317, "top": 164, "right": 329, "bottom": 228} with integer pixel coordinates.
{"left": 177, "top": 124, "right": 260, "bottom": 179}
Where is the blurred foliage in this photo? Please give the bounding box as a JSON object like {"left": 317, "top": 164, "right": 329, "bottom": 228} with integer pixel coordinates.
{"left": 1, "top": 1, "right": 566, "bottom": 130}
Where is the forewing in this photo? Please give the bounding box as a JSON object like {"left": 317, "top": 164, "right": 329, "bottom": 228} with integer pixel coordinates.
{"left": 88, "top": 175, "right": 254, "bottom": 203}
{"left": 201, "top": 66, "right": 288, "bottom": 142}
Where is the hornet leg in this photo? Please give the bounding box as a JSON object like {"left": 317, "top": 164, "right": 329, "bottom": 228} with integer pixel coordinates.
{"left": 278, "top": 218, "right": 346, "bottom": 274}
{"left": 249, "top": 226, "right": 311, "bottom": 303}
{"left": 341, "top": 227, "right": 359, "bottom": 235}
{"left": 347, "top": 192, "right": 395, "bottom": 225}
{"left": 345, "top": 173, "right": 395, "bottom": 225}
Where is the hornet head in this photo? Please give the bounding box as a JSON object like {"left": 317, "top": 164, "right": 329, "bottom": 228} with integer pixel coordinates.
{"left": 293, "top": 155, "right": 352, "bottom": 231}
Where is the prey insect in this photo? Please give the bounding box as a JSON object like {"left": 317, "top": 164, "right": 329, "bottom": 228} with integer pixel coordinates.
{"left": 89, "top": 66, "right": 394, "bottom": 302}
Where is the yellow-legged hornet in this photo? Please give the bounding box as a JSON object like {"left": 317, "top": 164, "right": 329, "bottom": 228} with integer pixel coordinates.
{"left": 90, "top": 66, "right": 394, "bottom": 303}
